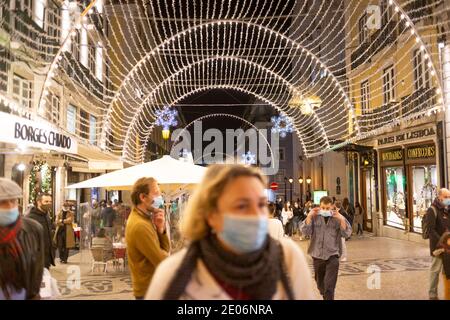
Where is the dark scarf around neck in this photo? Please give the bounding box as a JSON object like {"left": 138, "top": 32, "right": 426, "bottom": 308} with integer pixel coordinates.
{"left": 163, "top": 234, "right": 294, "bottom": 300}
{"left": 0, "top": 216, "right": 25, "bottom": 298}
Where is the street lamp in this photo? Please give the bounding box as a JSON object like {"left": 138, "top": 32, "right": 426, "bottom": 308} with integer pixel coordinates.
{"left": 288, "top": 178, "right": 293, "bottom": 203}
{"left": 306, "top": 176, "right": 312, "bottom": 201}
{"left": 298, "top": 176, "right": 303, "bottom": 205}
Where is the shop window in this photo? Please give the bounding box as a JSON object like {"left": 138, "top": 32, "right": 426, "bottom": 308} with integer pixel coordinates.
{"left": 384, "top": 166, "right": 406, "bottom": 229}
{"left": 67, "top": 104, "right": 77, "bottom": 134}
{"left": 12, "top": 74, "right": 33, "bottom": 109}
{"left": 411, "top": 165, "right": 437, "bottom": 233}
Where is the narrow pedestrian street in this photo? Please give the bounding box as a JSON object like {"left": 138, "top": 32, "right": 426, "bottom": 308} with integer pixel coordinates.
{"left": 50, "top": 235, "right": 440, "bottom": 300}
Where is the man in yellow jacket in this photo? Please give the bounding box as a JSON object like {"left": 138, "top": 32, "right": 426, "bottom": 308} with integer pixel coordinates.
{"left": 126, "top": 177, "right": 170, "bottom": 299}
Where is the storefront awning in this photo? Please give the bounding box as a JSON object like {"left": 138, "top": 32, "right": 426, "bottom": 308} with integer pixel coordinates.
{"left": 73, "top": 143, "right": 124, "bottom": 171}
{"left": 332, "top": 141, "right": 374, "bottom": 153}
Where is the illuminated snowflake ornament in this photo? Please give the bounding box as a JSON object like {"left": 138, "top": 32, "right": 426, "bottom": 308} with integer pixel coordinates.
{"left": 241, "top": 151, "right": 256, "bottom": 165}
{"left": 155, "top": 106, "right": 178, "bottom": 130}
{"left": 271, "top": 115, "right": 294, "bottom": 138}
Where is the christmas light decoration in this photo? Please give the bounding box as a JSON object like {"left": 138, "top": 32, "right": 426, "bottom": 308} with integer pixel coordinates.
{"left": 155, "top": 106, "right": 178, "bottom": 140}
{"left": 242, "top": 151, "right": 257, "bottom": 165}
{"left": 271, "top": 114, "right": 294, "bottom": 138}
{"left": 0, "top": 0, "right": 447, "bottom": 164}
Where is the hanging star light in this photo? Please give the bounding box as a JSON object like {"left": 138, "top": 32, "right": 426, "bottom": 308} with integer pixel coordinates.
{"left": 155, "top": 106, "right": 178, "bottom": 139}
{"left": 271, "top": 115, "right": 294, "bottom": 138}
{"left": 241, "top": 151, "right": 256, "bottom": 165}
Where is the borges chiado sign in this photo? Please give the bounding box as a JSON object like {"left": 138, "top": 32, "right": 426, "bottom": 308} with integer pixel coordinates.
{"left": 0, "top": 111, "right": 78, "bottom": 154}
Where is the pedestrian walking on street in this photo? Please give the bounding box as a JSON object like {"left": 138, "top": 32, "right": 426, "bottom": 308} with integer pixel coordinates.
{"left": 342, "top": 198, "right": 355, "bottom": 228}
{"left": 54, "top": 202, "right": 75, "bottom": 264}
{"left": 423, "top": 188, "right": 450, "bottom": 300}
{"left": 146, "top": 164, "right": 315, "bottom": 300}
{"left": 268, "top": 202, "right": 284, "bottom": 241}
{"left": 0, "top": 178, "right": 45, "bottom": 300}
{"left": 126, "top": 177, "right": 170, "bottom": 300}
{"left": 335, "top": 200, "right": 350, "bottom": 262}
{"left": 354, "top": 202, "right": 364, "bottom": 236}
{"left": 281, "top": 203, "right": 293, "bottom": 235}
{"left": 292, "top": 202, "right": 302, "bottom": 237}
{"left": 90, "top": 199, "right": 101, "bottom": 238}
{"left": 300, "top": 196, "right": 352, "bottom": 300}
{"left": 100, "top": 200, "right": 116, "bottom": 238}
{"left": 27, "top": 193, "right": 55, "bottom": 269}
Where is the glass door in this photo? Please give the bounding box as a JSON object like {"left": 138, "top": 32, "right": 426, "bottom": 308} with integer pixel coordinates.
{"left": 364, "top": 170, "right": 374, "bottom": 231}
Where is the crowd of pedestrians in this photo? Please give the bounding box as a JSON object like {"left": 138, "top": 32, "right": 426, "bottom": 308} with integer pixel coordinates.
{"left": 1, "top": 162, "right": 449, "bottom": 300}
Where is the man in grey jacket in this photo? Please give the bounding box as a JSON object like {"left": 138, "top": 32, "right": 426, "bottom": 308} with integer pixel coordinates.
{"left": 300, "top": 196, "right": 352, "bottom": 300}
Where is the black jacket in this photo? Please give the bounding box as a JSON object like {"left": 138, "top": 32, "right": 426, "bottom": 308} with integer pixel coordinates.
{"left": 18, "top": 217, "right": 45, "bottom": 299}
{"left": 426, "top": 205, "right": 449, "bottom": 256}
{"left": 101, "top": 207, "right": 116, "bottom": 228}
{"left": 27, "top": 207, "right": 55, "bottom": 268}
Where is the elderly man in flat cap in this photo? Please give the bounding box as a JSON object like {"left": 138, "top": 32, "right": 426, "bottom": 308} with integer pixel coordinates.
{"left": 0, "top": 178, "right": 45, "bottom": 300}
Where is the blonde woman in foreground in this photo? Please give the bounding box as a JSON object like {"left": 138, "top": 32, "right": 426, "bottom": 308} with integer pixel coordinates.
{"left": 145, "top": 164, "right": 316, "bottom": 300}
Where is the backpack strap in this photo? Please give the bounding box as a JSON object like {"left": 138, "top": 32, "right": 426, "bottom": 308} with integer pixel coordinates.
{"left": 278, "top": 242, "right": 295, "bottom": 300}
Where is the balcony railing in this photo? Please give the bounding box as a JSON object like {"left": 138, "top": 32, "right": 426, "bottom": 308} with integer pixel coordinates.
{"left": 370, "top": 21, "right": 397, "bottom": 57}
{"left": 404, "top": 0, "right": 433, "bottom": 21}
{"left": 351, "top": 42, "right": 370, "bottom": 70}
{"left": 400, "top": 87, "right": 436, "bottom": 116}
{"left": 62, "top": 52, "right": 104, "bottom": 100}
{"left": 358, "top": 88, "right": 436, "bottom": 133}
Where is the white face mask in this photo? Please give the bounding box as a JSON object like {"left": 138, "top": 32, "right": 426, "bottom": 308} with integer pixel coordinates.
{"left": 319, "top": 210, "right": 332, "bottom": 217}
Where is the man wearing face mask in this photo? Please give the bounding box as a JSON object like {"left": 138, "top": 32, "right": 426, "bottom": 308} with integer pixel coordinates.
{"left": 27, "top": 193, "right": 55, "bottom": 269}
{"left": 0, "top": 178, "right": 45, "bottom": 300}
{"left": 126, "top": 177, "right": 170, "bottom": 299}
{"left": 424, "top": 188, "right": 450, "bottom": 300}
{"left": 300, "top": 196, "right": 352, "bottom": 300}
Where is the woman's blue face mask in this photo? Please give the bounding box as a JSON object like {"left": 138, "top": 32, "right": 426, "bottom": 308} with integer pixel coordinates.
{"left": 218, "top": 214, "right": 268, "bottom": 254}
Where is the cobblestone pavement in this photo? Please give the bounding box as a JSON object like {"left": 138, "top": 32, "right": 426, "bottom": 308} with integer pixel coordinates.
{"left": 49, "top": 234, "right": 443, "bottom": 300}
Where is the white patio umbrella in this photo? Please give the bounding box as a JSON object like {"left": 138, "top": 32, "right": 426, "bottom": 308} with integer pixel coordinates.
{"left": 66, "top": 155, "right": 207, "bottom": 197}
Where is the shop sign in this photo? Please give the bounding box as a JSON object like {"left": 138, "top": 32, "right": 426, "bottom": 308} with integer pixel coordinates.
{"left": 0, "top": 111, "right": 78, "bottom": 154}
{"left": 377, "top": 127, "right": 435, "bottom": 147}
{"left": 406, "top": 145, "right": 435, "bottom": 160}
{"left": 381, "top": 149, "right": 403, "bottom": 162}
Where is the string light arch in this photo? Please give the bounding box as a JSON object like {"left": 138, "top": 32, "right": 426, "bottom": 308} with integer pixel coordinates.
{"left": 0, "top": 0, "right": 448, "bottom": 163}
